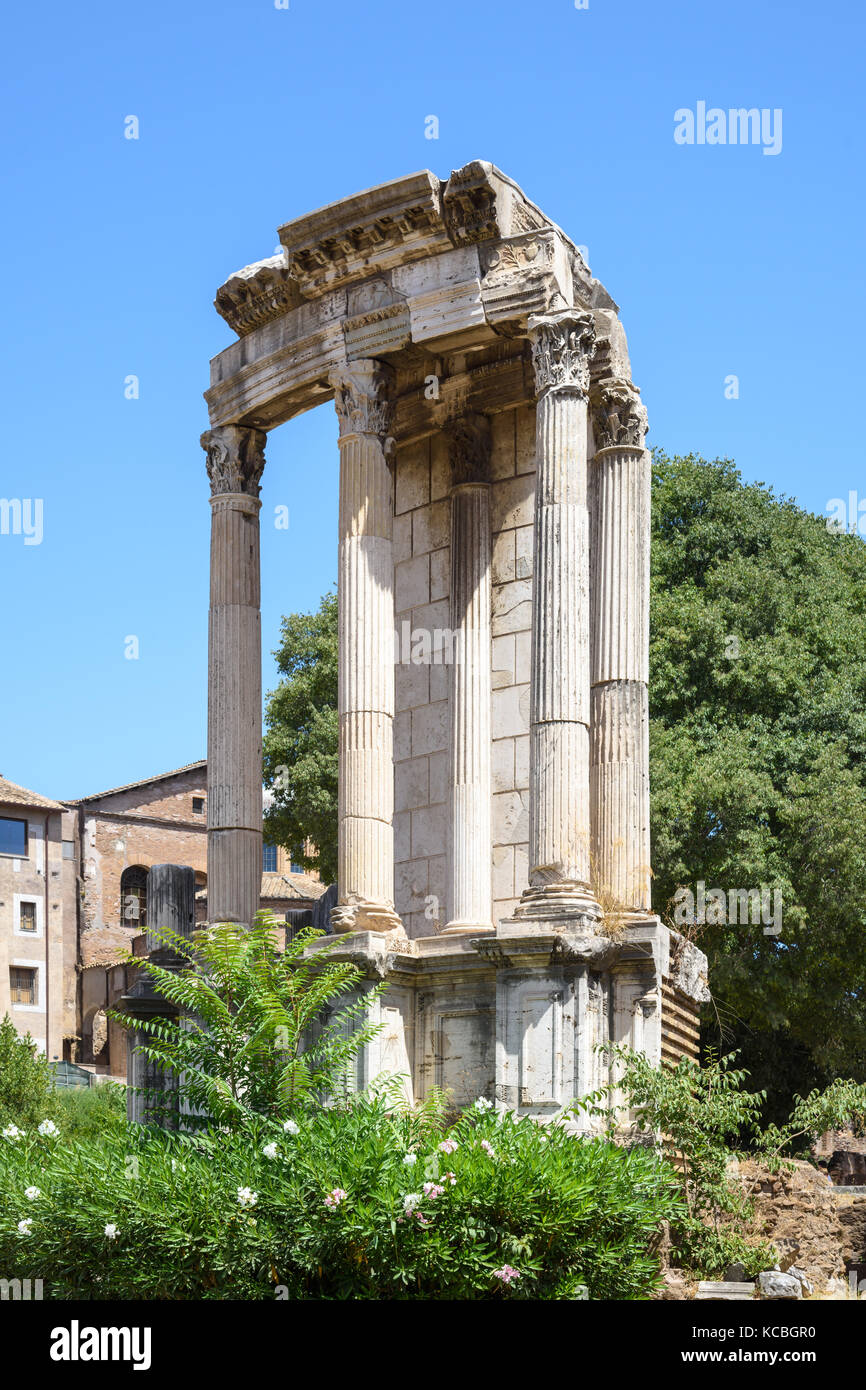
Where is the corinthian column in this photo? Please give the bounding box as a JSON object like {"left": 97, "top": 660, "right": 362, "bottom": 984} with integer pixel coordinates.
{"left": 516, "top": 311, "right": 599, "bottom": 919}
{"left": 442, "top": 414, "right": 494, "bottom": 935}
{"left": 331, "top": 361, "right": 402, "bottom": 934}
{"left": 201, "top": 424, "right": 266, "bottom": 926}
{"left": 590, "top": 380, "right": 652, "bottom": 911}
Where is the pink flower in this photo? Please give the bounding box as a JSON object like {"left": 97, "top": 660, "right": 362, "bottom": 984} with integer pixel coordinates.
{"left": 492, "top": 1264, "right": 521, "bottom": 1286}
{"left": 480, "top": 1139, "right": 496, "bottom": 1157}
{"left": 324, "top": 1187, "right": 347, "bottom": 1208}
{"left": 438, "top": 1138, "right": 458, "bottom": 1154}
{"left": 443, "top": 1171, "right": 457, "bottom": 1185}
{"left": 422, "top": 1181, "right": 445, "bottom": 1199}
{"left": 415, "top": 1212, "right": 431, "bottom": 1227}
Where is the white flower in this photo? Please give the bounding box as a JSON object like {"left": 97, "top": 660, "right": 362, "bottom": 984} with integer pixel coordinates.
{"left": 282, "top": 1119, "right": 299, "bottom": 1136}
{"left": 237, "top": 1186, "right": 258, "bottom": 1208}
{"left": 403, "top": 1192, "right": 422, "bottom": 1215}
{"left": 2, "top": 1124, "right": 23, "bottom": 1141}
{"left": 262, "top": 1142, "right": 279, "bottom": 1160}
{"left": 473, "top": 1097, "right": 493, "bottom": 1112}
{"left": 24, "top": 1186, "right": 41, "bottom": 1201}
{"left": 17, "top": 1219, "right": 32, "bottom": 1236}
{"left": 403, "top": 1153, "right": 417, "bottom": 1166}
{"left": 37, "top": 1120, "right": 58, "bottom": 1137}
{"left": 104, "top": 1223, "right": 119, "bottom": 1240}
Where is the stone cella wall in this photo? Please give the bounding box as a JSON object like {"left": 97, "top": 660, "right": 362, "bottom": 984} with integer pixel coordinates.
{"left": 393, "top": 407, "right": 535, "bottom": 937}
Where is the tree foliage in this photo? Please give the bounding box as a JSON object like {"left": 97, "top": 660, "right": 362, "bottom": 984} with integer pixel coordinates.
{"left": 650, "top": 452, "right": 866, "bottom": 1111}
{"left": 263, "top": 589, "right": 338, "bottom": 882}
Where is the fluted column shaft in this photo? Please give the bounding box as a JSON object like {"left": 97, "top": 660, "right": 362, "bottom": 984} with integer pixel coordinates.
{"left": 332, "top": 362, "right": 401, "bottom": 934}
{"left": 518, "top": 312, "right": 598, "bottom": 917}
{"left": 443, "top": 411, "right": 494, "bottom": 933}
{"left": 590, "top": 381, "right": 651, "bottom": 911}
{"left": 201, "top": 424, "right": 267, "bottom": 926}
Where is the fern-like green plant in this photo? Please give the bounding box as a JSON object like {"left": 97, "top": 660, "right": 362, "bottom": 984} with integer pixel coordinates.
{"left": 110, "top": 913, "right": 386, "bottom": 1128}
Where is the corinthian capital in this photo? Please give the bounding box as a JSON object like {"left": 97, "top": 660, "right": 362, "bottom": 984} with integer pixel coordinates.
{"left": 591, "top": 378, "right": 649, "bottom": 450}
{"left": 528, "top": 310, "right": 596, "bottom": 397}
{"left": 444, "top": 411, "right": 492, "bottom": 488}
{"left": 201, "top": 424, "right": 267, "bottom": 497}
{"left": 331, "top": 361, "right": 395, "bottom": 440}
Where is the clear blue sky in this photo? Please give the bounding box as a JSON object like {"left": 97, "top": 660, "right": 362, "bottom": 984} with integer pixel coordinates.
{"left": 1, "top": 0, "right": 862, "bottom": 798}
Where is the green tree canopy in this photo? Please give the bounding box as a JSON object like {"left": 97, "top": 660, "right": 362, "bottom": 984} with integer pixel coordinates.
{"left": 263, "top": 590, "right": 338, "bottom": 883}
{"left": 650, "top": 451, "right": 866, "bottom": 1111}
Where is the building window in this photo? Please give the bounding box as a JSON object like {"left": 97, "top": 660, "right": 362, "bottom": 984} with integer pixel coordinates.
{"left": 19, "top": 901, "right": 37, "bottom": 932}
{"left": 192, "top": 797, "right": 205, "bottom": 815}
{"left": 120, "top": 865, "right": 148, "bottom": 929}
{"left": 290, "top": 863, "right": 303, "bottom": 875}
{"left": 10, "top": 967, "right": 36, "bottom": 1006}
{"left": 262, "top": 842, "right": 278, "bottom": 873}
{"left": 0, "top": 817, "right": 27, "bottom": 857}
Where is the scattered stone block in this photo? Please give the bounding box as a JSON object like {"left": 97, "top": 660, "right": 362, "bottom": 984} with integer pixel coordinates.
{"left": 757, "top": 1271, "right": 802, "bottom": 1299}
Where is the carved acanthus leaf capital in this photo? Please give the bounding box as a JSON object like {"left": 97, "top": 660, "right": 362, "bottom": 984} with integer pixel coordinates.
{"left": 444, "top": 411, "right": 492, "bottom": 487}
{"left": 591, "top": 377, "right": 648, "bottom": 450}
{"left": 331, "top": 362, "right": 395, "bottom": 440}
{"left": 201, "top": 424, "right": 267, "bottom": 497}
{"left": 528, "top": 311, "right": 596, "bottom": 397}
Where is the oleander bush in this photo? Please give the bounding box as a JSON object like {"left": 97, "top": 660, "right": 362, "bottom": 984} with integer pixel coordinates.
{"left": 0, "top": 1015, "right": 59, "bottom": 1131}
{"left": 0, "top": 1091, "right": 682, "bottom": 1300}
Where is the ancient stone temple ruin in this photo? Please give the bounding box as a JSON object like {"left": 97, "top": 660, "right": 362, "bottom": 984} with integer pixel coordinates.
{"left": 200, "top": 162, "right": 708, "bottom": 1117}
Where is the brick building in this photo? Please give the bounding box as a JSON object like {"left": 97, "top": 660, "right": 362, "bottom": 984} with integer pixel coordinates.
{"left": 0, "top": 777, "right": 78, "bottom": 1059}
{"left": 1, "top": 760, "right": 325, "bottom": 1075}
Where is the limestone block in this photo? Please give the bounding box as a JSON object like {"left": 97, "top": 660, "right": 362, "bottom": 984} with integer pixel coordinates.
{"left": 492, "top": 844, "right": 515, "bottom": 900}
{"left": 515, "top": 524, "right": 533, "bottom": 579}
{"left": 391, "top": 245, "right": 481, "bottom": 299}
{"left": 395, "top": 755, "right": 429, "bottom": 813}
{"left": 395, "top": 554, "right": 430, "bottom": 611}
{"left": 515, "top": 407, "right": 536, "bottom": 476}
{"left": 757, "top": 1271, "right": 802, "bottom": 1300}
{"left": 395, "top": 859, "right": 429, "bottom": 917}
{"left": 514, "top": 630, "right": 531, "bottom": 684}
{"left": 492, "top": 684, "right": 530, "bottom": 740}
{"left": 413, "top": 500, "right": 450, "bottom": 555}
{"left": 492, "top": 634, "right": 516, "bottom": 687}
{"left": 409, "top": 280, "right": 486, "bottom": 346}
{"left": 395, "top": 442, "right": 430, "bottom": 514}
{"left": 394, "top": 710, "right": 411, "bottom": 761}
{"left": 491, "top": 530, "right": 516, "bottom": 584}
{"left": 492, "top": 579, "right": 533, "bottom": 637}
{"left": 490, "top": 475, "right": 534, "bottom": 531}
{"left": 492, "top": 738, "right": 515, "bottom": 793}
{"left": 427, "top": 855, "right": 447, "bottom": 917}
{"left": 431, "top": 434, "right": 450, "bottom": 500}
{"left": 393, "top": 513, "right": 412, "bottom": 564}
{"left": 489, "top": 412, "right": 516, "bottom": 481}
{"left": 395, "top": 659, "right": 429, "bottom": 713}
{"left": 429, "top": 663, "right": 448, "bottom": 702}
{"left": 430, "top": 546, "right": 450, "bottom": 601}
{"left": 428, "top": 750, "right": 448, "bottom": 806}
{"left": 394, "top": 810, "right": 410, "bottom": 863}
{"left": 493, "top": 791, "right": 529, "bottom": 846}
{"left": 411, "top": 804, "right": 447, "bottom": 859}
{"left": 514, "top": 735, "right": 529, "bottom": 789}
{"left": 412, "top": 701, "right": 449, "bottom": 757}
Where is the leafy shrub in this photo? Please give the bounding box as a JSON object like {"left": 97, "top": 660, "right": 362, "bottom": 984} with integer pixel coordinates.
{"left": 0, "top": 1092, "right": 682, "bottom": 1300}
{"left": 111, "top": 915, "right": 386, "bottom": 1127}
{"left": 0, "top": 1015, "right": 58, "bottom": 1130}
{"left": 53, "top": 1082, "right": 127, "bottom": 1142}
{"left": 610, "top": 1047, "right": 866, "bottom": 1278}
